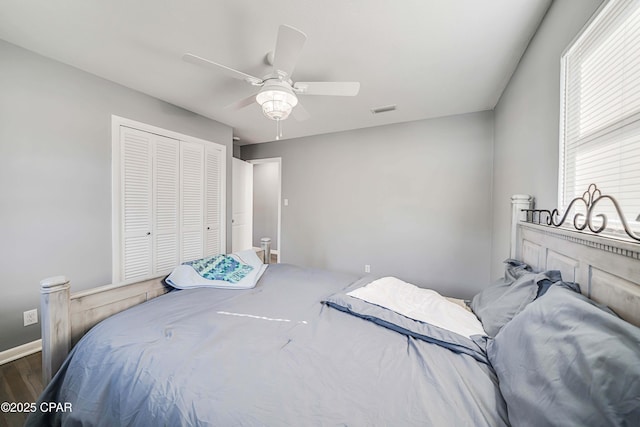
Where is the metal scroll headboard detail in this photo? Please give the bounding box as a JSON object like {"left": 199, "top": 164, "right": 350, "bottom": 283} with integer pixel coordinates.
{"left": 522, "top": 184, "right": 640, "bottom": 242}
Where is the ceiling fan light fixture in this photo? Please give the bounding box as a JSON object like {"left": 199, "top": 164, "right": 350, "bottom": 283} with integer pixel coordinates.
{"left": 183, "top": 25, "right": 360, "bottom": 141}
{"left": 256, "top": 86, "right": 298, "bottom": 121}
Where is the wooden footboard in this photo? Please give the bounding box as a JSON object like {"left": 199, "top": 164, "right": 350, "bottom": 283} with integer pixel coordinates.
{"left": 40, "top": 276, "right": 168, "bottom": 383}
{"left": 40, "top": 247, "right": 268, "bottom": 384}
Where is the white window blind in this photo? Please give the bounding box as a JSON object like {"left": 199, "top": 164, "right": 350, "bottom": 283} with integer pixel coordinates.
{"left": 560, "top": 0, "right": 640, "bottom": 235}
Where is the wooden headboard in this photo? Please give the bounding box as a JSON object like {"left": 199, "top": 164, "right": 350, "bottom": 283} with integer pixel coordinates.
{"left": 511, "top": 198, "right": 640, "bottom": 327}
{"left": 515, "top": 222, "right": 640, "bottom": 327}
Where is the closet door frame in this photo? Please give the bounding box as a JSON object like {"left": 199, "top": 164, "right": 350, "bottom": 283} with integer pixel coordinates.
{"left": 111, "top": 115, "right": 227, "bottom": 284}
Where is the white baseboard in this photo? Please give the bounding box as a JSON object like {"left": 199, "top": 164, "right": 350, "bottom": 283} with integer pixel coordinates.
{"left": 0, "top": 339, "right": 42, "bottom": 365}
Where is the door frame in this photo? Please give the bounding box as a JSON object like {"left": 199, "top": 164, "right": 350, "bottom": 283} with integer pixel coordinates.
{"left": 248, "top": 157, "right": 282, "bottom": 263}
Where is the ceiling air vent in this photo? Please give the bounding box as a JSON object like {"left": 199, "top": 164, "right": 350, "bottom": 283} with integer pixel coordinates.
{"left": 370, "top": 104, "right": 397, "bottom": 114}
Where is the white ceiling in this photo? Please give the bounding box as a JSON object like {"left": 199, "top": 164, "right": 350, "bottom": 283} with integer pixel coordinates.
{"left": 0, "top": 0, "right": 551, "bottom": 145}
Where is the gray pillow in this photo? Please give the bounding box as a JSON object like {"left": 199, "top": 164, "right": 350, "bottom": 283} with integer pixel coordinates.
{"left": 487, "top": 285, "right": 640, "bottom": 426}
{"left": 468, "top": 259, "right": 531, "bottom": 315}
{"left": 471, "top": 270, "right": 561, "bottom": 337}
{"left": 503, "top": 258, "right": 532, "bottom": 282}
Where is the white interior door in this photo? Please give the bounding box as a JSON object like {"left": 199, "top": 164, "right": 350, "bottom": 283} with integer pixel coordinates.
{"left": 232, "top": 158, "right": 253, "bottom": 252}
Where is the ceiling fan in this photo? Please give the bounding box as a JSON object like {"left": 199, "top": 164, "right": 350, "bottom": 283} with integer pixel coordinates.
{"left": 183, "top": 24, "right": 360, "bottom": 139}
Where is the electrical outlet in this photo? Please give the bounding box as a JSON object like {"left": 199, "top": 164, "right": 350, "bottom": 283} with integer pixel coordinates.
{"left": 23, "top": 309, "right": 38, "bottom": 326}
{"left": 364, "top": 264, "right": 371, "bottom": 273}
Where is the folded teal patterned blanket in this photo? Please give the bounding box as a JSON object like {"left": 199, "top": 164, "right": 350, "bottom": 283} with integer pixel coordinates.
{"left": 183, "top": 254, "right": 254, "bottom": 284}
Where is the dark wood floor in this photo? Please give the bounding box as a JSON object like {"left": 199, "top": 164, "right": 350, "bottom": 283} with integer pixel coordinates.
{"left": 0, "top": 352, "right": 43, "bottom": 427}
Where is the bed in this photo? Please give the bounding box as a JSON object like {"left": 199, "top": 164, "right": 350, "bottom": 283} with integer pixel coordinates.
{"left": 27, "top": 190, "right": 640, "bottom": 426}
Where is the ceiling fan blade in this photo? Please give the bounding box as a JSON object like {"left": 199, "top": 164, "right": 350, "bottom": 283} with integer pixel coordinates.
{"left": 272, "top": 25, "right": 307, "bottom": 77}
{"left": 183, "top": 53, "right": 263, "bottom": 85}
{"left": 294, "top": 81, "right": 360, "bottom": 96}
{"left": 224, "top": 93, "right": 258, "bottom": 110}
{"left": 292, "top": 103, "right": 310, "bottom": 121}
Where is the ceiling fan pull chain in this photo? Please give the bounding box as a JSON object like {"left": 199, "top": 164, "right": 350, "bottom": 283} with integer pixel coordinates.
{"left": 276, "top": 118, "right": 282, "bottom": 140}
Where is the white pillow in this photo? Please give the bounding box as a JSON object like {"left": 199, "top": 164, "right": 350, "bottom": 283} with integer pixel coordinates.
{"left": 348, "top": 277, "right": 485, "bottom": 338}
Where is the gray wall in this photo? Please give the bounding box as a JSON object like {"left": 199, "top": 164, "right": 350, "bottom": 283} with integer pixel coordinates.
{"left": 0, "top": 40, "right": 233, "bottom": 352}
{"left": 243, "top": 111, "right": 494, "bottom": 299}
{"left": 252, "top": 162, "right": 280, "bottom": 250}
{"left": 490, "top": 0, "right": 603, "bottom": 278}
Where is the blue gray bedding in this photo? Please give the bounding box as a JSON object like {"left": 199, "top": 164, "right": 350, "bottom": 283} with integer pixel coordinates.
{"left": 27, "top": 264, "right": 508, "bottom": 426}
{"left": 325, "top": 292, "right": 489, "bottom": 364}
{"left": 487, "top": 285, "right": 640, "bottom": 426}
{"left": 470, "top": 270, "right": 564, "bottom": 337}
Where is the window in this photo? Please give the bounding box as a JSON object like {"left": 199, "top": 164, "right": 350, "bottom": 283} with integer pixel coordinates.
{"left": 560, "top": 0, "right": 640, "bottom": 237}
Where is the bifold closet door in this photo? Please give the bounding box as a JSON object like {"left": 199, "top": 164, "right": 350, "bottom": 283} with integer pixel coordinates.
{"left": 120, "top": 127, "right": 154, "bottom": 281}
{"left": 116, "top": 120, "right": 226, "bottom": 283}
{"left": 180, "top": 141, "right": 205, "bottom": 263}
{"left": 153, "top": 136, "right": 180, "bottom": 273}
{"left": 205, "top": 145, "right": 224, "bottom": 257}
{"left": 120, "top": 127, "right": 180, "bottom": 281}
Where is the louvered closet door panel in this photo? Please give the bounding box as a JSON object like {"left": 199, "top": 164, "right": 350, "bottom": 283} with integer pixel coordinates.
{"left": 121, "top": 127, "right": 153, "bottom": 281}
{"left": 181, "top": 141, "right": 205, "bottom": 262}
{"left": 205, "top": 145, "right": 223, "bottom": 257}
{"left": 153, "top": 135, "right": 180, "bottom": 274}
